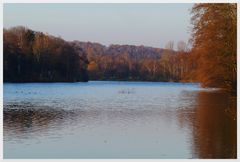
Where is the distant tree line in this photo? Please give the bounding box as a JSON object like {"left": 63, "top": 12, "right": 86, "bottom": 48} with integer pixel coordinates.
{"left": 75, "top": 41, "right": 196, "bottom": 82}
{"left": 3, "top": 27, "right": 196, "bottom": 83}
{"left": 4, "top": 27, "right": 88, "bottom": 82}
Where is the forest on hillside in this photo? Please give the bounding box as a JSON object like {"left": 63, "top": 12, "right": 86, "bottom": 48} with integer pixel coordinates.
{"left": 74, "top": 41, "right": 196, "bottom": 82}
{"left": 3, "top": 27, "right": 196, "bottom": 83}
{"left": 3, "top": 3, "right": 237, "bottom": 94}
{"left": 4, "top": 27, "right": 89, "bottom": 82}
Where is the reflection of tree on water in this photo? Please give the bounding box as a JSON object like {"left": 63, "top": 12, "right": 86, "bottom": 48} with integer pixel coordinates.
{"left": 3, "top": 105, "right": 97, "bottom": 140}
{"left": 177, "top": 91, "right": 236, "bottom": 158}
{"left": 4, "top": 90, "right": 237, "bottom": 159}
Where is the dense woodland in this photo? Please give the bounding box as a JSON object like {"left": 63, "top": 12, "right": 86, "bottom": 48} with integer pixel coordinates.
{"left": 75, "top": 41, "right": 196, "bottom": 82}
{"left": 4, "top": 27, "right": 89, "bottom": 82}
{"left": 3, "top": 3, "right": 236, "bottom": 94}
{"left": 3, "top": 27, "right": 196, "bottom": 83}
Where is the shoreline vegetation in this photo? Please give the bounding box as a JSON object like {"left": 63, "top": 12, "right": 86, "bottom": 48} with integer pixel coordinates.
{"left": 3, "top": 4, "right": 236, "bottom": 95}
{"left": 3, "top": 27, "right": 197, "bottom": 83}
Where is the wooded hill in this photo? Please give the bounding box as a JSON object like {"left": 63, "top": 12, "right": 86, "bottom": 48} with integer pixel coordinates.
{"left": 72, "top": 41, "right": 195, "bottom": 82}
{"left": 4, "top": 27, "right": 195, "bottom": 83}
{"left": 4, "top": 27, "right": 89, "bottom": 82}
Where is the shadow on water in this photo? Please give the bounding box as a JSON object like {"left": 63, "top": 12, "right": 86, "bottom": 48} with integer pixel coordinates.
{"left": 177, "top": 91, "right": 236, "bottom": 159}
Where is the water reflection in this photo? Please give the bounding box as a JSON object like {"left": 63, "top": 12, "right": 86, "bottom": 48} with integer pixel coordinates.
{"left": 4, "top": 107, "right": 74, "bottom": 136}
{"left": 3, "top": 82, "right": 237, "bottom": 158}
{"left": 177, "top": 91, "right": 236, "bottom": 158}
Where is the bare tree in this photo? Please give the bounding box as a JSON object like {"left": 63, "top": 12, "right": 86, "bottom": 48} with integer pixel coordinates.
{"left": 177, "top": 41, "right": 187, "bottom": 52}
{"left": 165, "top": 41, "right": 174, "bottom": 50}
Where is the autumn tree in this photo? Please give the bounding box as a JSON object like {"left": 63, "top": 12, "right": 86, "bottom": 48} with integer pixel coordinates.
{"left": 191, "top": 3, "right": 237, "bottom": 93}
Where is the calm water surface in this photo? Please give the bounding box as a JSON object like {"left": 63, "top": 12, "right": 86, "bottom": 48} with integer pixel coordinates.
{"left": 3, "top": 81, "right": 236, "bottom": 158}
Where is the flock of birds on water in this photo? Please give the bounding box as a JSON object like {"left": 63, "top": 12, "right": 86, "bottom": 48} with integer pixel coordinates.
{"left": 118, "top": 88, "right": 135, "bottom": 94}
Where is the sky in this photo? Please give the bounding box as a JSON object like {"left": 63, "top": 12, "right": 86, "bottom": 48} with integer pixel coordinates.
{"left": 4, "top": 3, "right": 194, "bottom": 49}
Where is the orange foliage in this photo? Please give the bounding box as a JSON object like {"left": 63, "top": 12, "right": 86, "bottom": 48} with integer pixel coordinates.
{"left": 191, "top": 3, "right": 237, "bottom": 93}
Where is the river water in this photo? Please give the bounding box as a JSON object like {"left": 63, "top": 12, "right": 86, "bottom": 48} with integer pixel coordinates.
{"left": 3, "top": 81, "right": 236, "bottom": 158}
